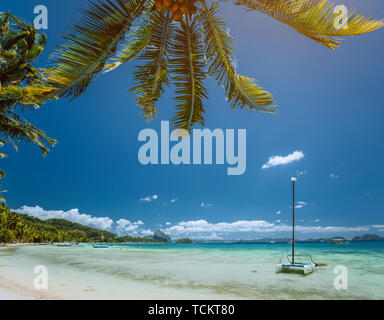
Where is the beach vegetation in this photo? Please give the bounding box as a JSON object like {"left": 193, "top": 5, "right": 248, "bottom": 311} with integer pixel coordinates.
{"left": 0, "top": 12, "right": 56, "bottom": 202}
{"left": 176, "top": 238, "right": 193, "bottom": 243}
{"left": 0, "top": 205, "right": 158, "bottom": 244}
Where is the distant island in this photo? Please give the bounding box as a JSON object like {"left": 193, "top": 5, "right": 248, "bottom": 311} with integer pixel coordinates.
{"left": 176, "top": 238, "right": 193, "bottom": 244}
{"left": 352, "top": 234, "right": 384, "bottom": 241}
{"left": 195, "top": 234, "right": 384, "bottom": 244}
{"left": 152, "top": 229, "right": 172, "bottom": 243}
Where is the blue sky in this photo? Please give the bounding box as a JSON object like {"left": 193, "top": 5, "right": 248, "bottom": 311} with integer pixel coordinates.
{"left": 2, "top": 0, "right": 384, "bottom": 239}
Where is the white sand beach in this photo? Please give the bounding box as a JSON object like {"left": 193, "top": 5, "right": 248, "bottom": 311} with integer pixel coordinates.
{"left": 1, "top": 243, "right": 384, "bottom": 300}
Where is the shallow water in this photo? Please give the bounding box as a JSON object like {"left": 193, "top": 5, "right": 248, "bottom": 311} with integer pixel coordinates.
{"left": 1, "top": 242, "right": 383, "bottom": 299}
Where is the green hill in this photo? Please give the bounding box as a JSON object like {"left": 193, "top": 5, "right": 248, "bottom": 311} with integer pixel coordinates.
{"left": 0, "top": 205, "right": 156, "bottom": 244}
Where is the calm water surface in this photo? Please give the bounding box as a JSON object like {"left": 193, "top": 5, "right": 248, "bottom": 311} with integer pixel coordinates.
{"left": 0, "top": 242, "right": 383, "bottom": 299}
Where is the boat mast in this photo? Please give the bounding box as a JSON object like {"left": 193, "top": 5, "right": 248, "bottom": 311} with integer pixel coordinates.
{"left": 291, "top": 177, "right": 297, "bottom": 264}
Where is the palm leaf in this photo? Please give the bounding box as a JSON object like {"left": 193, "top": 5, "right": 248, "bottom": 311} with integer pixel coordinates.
{"left": 0, "top": 84, "right": 55, "bottom": 109}
{"left": 199, "top": 1, "right": 276, "bottom": 112}
{"left": 104, "top": 17, "right": 152, "bottom": 72}
{"left": 131, "top": 10, "right": 175, "bottom": 122}
{"left": 0, "top": 112, "right": 56, "bottom": 156}
{"left": 46, "top": 0, "right": 147, "bottom": 98}
{"left": 235, "top": 0, "right": 384, "bottom": 49}
{"left": 170, "top": 15, "right": 208, "bottom": 132}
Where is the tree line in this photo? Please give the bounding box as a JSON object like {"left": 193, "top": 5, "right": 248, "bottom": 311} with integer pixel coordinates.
{"left": 0, "top": 205, "right": 157, "bottom": 243}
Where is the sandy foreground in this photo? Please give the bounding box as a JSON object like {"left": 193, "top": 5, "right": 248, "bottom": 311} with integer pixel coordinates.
{"left": 0, "top": 288, "right": 34, "bottom": 300}
{"left": 0, "top": 245, "right": 54, "bottom": 300}
{"left": 0, "top": 273, "right": 51, "bottom": 300}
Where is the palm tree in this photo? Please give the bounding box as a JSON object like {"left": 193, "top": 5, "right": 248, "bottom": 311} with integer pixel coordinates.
{"left": 46, "top": 0, "right": 383, "bottom": 131}
{"left": 0, "top": 13, "right": 56, "bottom": 202}
{"left": 0, "top": 13, "right": 56, "bottom": 154}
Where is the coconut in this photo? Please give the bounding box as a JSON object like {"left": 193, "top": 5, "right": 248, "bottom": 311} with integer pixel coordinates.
{"left": 170, "top": 3, "right": 179, "bottom": 12}
{"left": 180, "top": 3, "right": 188, "bottom": 14}
{"left": 173, "top": 10, "right": 182, "bottom": 21}
{"left": 163, "top": 0, "right": 172, "bottom": 7}
{"left": 155, "top": 0, "right": 163, "bottom": 10}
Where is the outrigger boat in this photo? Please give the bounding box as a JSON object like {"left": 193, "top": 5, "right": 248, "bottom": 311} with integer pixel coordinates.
{"left": 276, "top": 177, "right": 317, "bottom": 276}
{"left": 56, "top": 243, "right": 73, "bottom": 247}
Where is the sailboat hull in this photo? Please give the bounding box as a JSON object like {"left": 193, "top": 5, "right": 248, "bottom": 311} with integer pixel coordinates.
{"left": 276, "top": 263, "right": 316, "bottom": 275}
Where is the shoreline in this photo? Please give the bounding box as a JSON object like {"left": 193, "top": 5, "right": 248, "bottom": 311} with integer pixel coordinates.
{"left": 0, "top": 272, "right": 58, "bottom": 300}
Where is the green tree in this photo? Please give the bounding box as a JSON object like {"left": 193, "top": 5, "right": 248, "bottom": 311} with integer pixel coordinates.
{"left": 45, "top": 0, "right": 382, "bottom": 131}
{"left": 0, "top": 12, "right": 56, "bottom": 201}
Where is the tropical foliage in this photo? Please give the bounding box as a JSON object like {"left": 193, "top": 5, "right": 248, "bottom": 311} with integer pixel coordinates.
{"left": 0, "top": 205, "right": 159, "bottom": 243}
{"left": 0, "top": 13, "right": 56, "bottom": 201}
{"left": 176, "top": 237, "right": 193, "bottom": 243}
{"left": 117, "top": 235, "right": 161, "bottom": 243}
{"left": 0, "top": 205, "right": 114, "bottom": 243}
{"left": 45, "top": 0, "right": 382, "bottom": 131}
{"left": 0, "top": 13, "right": 56, "bottom": 156}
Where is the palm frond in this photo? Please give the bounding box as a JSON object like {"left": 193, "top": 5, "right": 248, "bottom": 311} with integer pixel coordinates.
{"left": 170, "top": 15, "right": 208, "bottom": 132}
{"left": 131, "top": 10, "right": 175, "bottom": 122}
{"left": 46, "top": 0, "right": 147, "bottom": 98}
{"left": 235, "top": 0, "right": 384, "bottom": 49}
{"left": 104, "top": 18, "right": 152, "bottom": 72}
{"left": 199, "top": 1, "right": 276, "bottom": 112}
{"left": 0, "top": 84, "right": 56, "bottom": 109}
{"left": 0, "top": 112, "right": 56, "bottom": 156}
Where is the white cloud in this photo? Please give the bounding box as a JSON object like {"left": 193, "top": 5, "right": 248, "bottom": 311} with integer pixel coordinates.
{"left": 295, "top": 201, "right": 307, "bottom": 209}
{"left": 15, "top": 205, "right": 113, "bottom": 230}
{"left": 163, "top": 198, "right": 178, "bottom": 206}
{"left": 201, "top": 202, "right": 213, "bottom": 207}
{"left": 200, "top": 233, "right": 223, "bottom": 240}
{"left": 297, "top": 170, "right": 307, "bottom": 176}
{"left": 330, "top": 173, "right": 340, "bottom": 179}
{"left": 116, "top": 219, "right": 145, "bottom": 235}
{"left": 140, "top": 229, "right": 154, "bottom": 236}
{"left": 140, "top": 194, "right": 158, "bottom": 202}
{"left": 14, "top": 205, "right": 376, "bottom": 241}
{"left": 103, "top": 61, "right": 122, "bottom": 73}
{"left": 262, "top": 150, "right": 304, "bottom": 169}
{"left": 371, "top": 225, "right": 384, "bottom": 229}
{"left": 276, "top": 210, "right": 281, "bottom": 215}
{"left": 164, "top": 219, "right": 369, "bottom": 238}
{"left": 165, "top": 219, "right": 275, "bottom": 235}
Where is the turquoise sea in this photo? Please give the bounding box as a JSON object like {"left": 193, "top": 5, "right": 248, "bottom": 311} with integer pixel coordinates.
{"left": 1, "top": 242, "right": 383, "bottom": 299}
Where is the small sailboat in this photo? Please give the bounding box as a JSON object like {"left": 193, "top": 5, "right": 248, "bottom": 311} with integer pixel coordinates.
{"left": 276, "top": 177, "right": 317, "bottom": 275}
{"left": 276, "top": 254, "right": 317, "bottom": 275}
